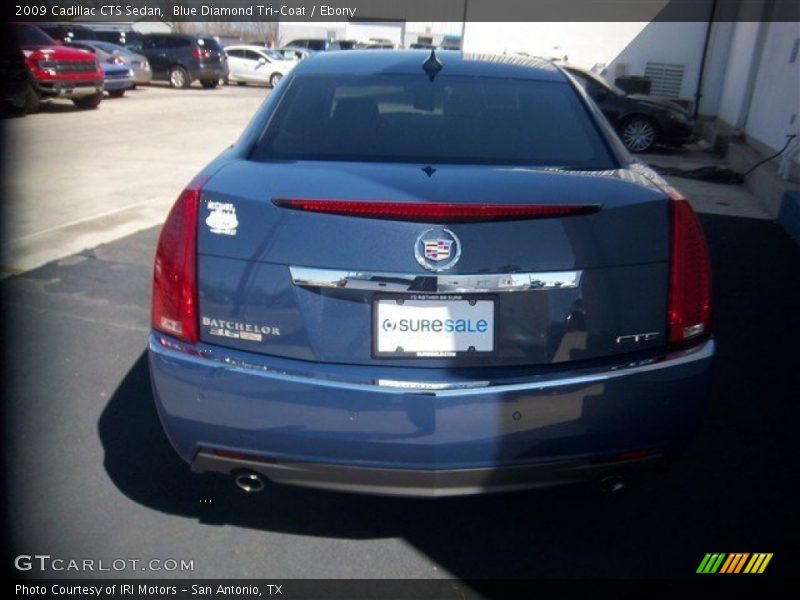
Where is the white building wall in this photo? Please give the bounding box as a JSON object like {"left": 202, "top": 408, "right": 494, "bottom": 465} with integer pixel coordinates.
{"left": 604, "top": 22, "right": 709, "bottom": 100}
{"left": 716, "top": 22, "right": 763, "bottom": 126}
{"left": 462, "top": 22, "right": 650, "bottom": 68}
{"left": 743, "top": 21, "right": 800, "bottom": 157}
{"left": 696, "top": 21, "right": 735, "bottom": 116}
{"left": 277, "top": 22, "right": 346, "bottom": 45}
{"left": 344, "top": 22, "right": 404, "bottom": 45}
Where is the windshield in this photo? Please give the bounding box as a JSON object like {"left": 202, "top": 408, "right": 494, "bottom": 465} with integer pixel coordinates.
{"left": 13, "top": 24, "right": 56, "bottom": 47}
{"left": 252, "top": 74, "right": 615, "bottom": 169}
{"left": 570, "top": 68, "right": 628, "bottom": 96}
{"left": 263, "top": 50, "right": 287, "bottom": 60}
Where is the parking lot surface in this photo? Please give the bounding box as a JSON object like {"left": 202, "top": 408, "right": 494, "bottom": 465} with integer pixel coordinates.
{"left": 2, "top": 84, "right": 799, "bottom": 580}
{"left": 2, "top": 84, "right": 267, "bottom": 274}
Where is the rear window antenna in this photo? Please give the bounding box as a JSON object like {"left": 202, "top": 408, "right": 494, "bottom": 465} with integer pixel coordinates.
{"left": 422, "top": 49, "right": 443, "bottom": 81}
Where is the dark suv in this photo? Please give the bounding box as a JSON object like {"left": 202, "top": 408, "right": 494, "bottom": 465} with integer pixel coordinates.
{"left": 284, "top": 39, "right": 330, "bottom": 52}
{"left": 129, "top": 33, "right": 227, "bottom": 88}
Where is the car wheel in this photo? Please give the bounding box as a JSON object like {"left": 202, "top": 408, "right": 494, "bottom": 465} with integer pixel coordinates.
{"left": 169, "top": 66, "right": 190, "bottom": 89}
{"left": 72, "top": 92, "right": 103, "bottom": 110}
{"left": 621, "top": 117, "right": 658, "bottom": 153}
{"left": 109, "top": 89, "right": 125, "bottom": 98}
{"left": 269, "top": 73, "right": 283, "bottom": 88}
{"left": 200, "top": 79, "right": 218, "bottom": 89}
{"left": 23, "top": 83, "right": 40, "bottom": 114}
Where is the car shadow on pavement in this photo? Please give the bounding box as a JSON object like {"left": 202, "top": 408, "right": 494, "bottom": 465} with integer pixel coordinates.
{"left": 98, "top": 214, "right": 800, "bottom": 578}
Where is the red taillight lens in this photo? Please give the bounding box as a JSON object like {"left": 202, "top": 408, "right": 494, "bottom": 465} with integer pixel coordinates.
{"left": 667, "top": 189, "right": 712, "bottom": 345}
{"left": 272, "top": 199, "right": 600, "bottom": 223}
{"left": 151, "top": 178, "right": 206, "bottom": 344}
{"left": 192, "top": 48, "right": 211, "bottom": 59}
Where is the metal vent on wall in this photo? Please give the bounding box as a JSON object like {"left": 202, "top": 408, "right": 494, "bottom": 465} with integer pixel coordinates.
{"left": 644, "top": 62, "right": 685, "bottom": 98}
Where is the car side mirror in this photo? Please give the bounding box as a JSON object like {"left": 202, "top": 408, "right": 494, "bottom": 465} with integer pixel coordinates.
{"left": 257, "top": 57, "right": 267, "bottom": 65}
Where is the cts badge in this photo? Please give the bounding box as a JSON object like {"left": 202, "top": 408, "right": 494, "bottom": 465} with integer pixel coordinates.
{"left": 415, "top": 227, "right": 461, "bottom": 271}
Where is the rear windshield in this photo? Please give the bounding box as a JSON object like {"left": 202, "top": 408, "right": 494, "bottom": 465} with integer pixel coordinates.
{"left": 198, "top": 37, "right": 222, "bottom": 51}
{"left": 251, "top": 74, "right": 615, "bottom": 168}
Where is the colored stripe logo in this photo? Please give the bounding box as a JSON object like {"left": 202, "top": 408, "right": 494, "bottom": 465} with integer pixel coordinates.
{"left": 697, "top": 553, "right": 773, "bottom": 574}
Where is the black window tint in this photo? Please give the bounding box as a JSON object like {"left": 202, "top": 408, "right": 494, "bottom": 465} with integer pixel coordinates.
{"left": 306, "top": 40, "right": 327, "bottom": 51}
{"left": 166, "top": 37, "right": 190, "bottom": 49}
{"left": 142, "top": 36, "right": 162, "bottom": 50}
{"left": 226, "top": 48, "right": 242, "bottom": 58}
{"left": 244, "top": 50, "right": 263, "bottom": 61}
{"left": 198, "top": 37, "right": 222, "bottom": 51}
{"left": 252, "top": 74, "right": 615, "bottom": 169}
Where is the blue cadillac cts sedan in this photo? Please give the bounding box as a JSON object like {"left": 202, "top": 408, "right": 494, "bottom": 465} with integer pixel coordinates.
{"left": 149, "top": 51, "right": 713, "bottom": 497}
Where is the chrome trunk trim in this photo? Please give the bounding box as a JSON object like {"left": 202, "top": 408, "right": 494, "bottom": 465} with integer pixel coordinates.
{"left": 289, "top": 266, "right": 582, "bottom": 293}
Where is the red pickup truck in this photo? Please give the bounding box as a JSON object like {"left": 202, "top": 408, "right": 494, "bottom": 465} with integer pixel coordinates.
{"left": 12, "top": 23, "right": 104, "bottom": 113}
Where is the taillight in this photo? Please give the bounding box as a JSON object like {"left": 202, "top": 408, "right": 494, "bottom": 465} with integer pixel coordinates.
{"left": 192, "top": 48, "right": 211, "bottom": 59}
{"left": 667, "top": 188, "right": 712, "bottom": 345}
{"left": 151, "top": 177, "right": 207, "bottom": 344}
{"left": 272, "top": 199, "right": 601, "bottom": 223}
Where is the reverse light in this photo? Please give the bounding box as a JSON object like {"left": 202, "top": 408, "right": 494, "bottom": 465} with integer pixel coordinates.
{"left": 151, "top": 176, "right": 208, "bottom": 344}
{"left": 272, "top": 199, "right": 601, "bottom": 223}
{"left": 666, "top": 188, "right": 712, "bottom": 345}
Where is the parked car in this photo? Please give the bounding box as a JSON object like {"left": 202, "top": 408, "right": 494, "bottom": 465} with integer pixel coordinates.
{"left": 67, "top": 41, "right": 133, "bottom": 97}
{"left": 327, "top": 40, "right": 360, "bottom": 51}
{"left": 128, "top": 33, "right": 227, "bottom": 89}
{"left": 11, "top": 23, "right": 103, "bottom": 112}
{"left": 275, "top": 46, "right": 312, "bottom": 61}
{"left": 225, "top": 45, "right": 295, "bottom": 88}
{"left": 149, "top": 51, "right": 713, "bottom": 497}
{"left": 563, "top": 65, "right": 695, "bottom": 152}
{"left": 284, "top": 38, "right": 329, "bottom": 52}
{"left": 71, "top": 39, "right": 151, "bottom": 86}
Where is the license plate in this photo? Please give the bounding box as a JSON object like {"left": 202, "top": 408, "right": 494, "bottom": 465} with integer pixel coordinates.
{"left": 374, "top": 295, "right": 495, "bottom": 357}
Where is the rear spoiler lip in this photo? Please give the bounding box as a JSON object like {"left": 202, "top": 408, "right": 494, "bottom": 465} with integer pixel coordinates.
{"left": 272, "top": 198, "right": 602, "bottom": 223}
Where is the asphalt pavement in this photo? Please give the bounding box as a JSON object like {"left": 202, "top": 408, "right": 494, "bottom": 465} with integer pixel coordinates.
{"left": 2, "top": 196, "right": 799, "bottom": 581}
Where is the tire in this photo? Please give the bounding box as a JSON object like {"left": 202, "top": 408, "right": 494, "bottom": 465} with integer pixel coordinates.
{"left": 200, "top": 79, "right": 218, "bottom": 89}
{"left": 169, "top": 66, "right": 190, "bottom": 89}
{"left": 108, "top": 89, "right": 125, "bottom": 98}
{"left": 269, "top": 72, "right": 283, "bottom": 88}
{"left": 620, "top": 116, "right": 658, "bottom": 153}
{"left": 23, "top": 83, "right": 41, "bottom": 114}
{"left": 72, "top": 92, "right": 102, "bottom": 110}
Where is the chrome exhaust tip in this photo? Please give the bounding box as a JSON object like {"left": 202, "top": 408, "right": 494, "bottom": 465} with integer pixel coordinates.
{"left": 234, "top": 471, "right": 265, "bottom": 493}
{"left": 599, "top": 474, "right": 626, "bottom": 493}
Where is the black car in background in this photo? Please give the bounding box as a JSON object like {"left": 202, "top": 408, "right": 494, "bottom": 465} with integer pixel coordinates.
{"left": 284, "top": 38, "right": 330, "bottom": 52}
{"left": 563, "top": 65, "right": 694, "bottom": 152}
{"left": 128, "top": 33, "right": 227, "bottom": 88}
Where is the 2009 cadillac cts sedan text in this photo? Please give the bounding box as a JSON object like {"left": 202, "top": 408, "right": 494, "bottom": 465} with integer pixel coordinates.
{"left": 149, "top": 51, "right": 713, "bottom": 497}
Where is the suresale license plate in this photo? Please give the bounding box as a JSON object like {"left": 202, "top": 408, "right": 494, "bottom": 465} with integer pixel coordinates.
{"left": 374, "top": 295, "right": 495, "bottom": 357}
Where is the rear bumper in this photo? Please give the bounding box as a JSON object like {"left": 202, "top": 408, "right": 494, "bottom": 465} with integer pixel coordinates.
{"left": 103, "top": 77, "right": 133, "bottom": 91}
{"left": 149, "top": 334, "right": 713, "bottom": 496}
{"left": 194, "top": 64, "right": 228, "bottom": 81}
{"left": 193, "top": 450, "right": 667, "bottom": 497}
